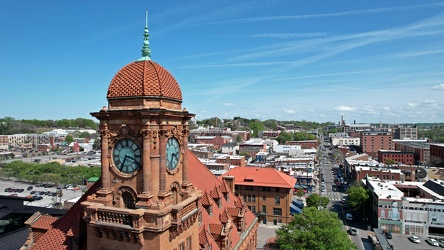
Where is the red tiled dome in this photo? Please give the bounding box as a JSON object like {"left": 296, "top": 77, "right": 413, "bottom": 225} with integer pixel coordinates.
{"left": 107, "top": 60, "right": 182, "bottom": 101}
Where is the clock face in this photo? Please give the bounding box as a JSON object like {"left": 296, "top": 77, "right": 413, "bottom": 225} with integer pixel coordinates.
{"left": 112, "top": 139, "right": 142, "bottom": 174}
{"left": 166, "top": 137, "right": 180, "bottom": 171}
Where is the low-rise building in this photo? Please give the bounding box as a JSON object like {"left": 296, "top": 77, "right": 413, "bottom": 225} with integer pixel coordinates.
{"left": 275, "top": 144, "right": 302, "bottom": 155}
{"left": 394, "top": 140, "right": 430, "bottom": 166}
{"left": 239, "top": 139, "right": 267, "bottom": 157}
{"left": 377, "top": 150, "right": 414, "bottom": 165}
{"left": 286, "top": 140, "right": 318, "bottom": 149}
{"left": 195, "top": 135, "right": 231, "bottom": 149}
{"left": 221, "top": 142, "right": 238, "bottom": 155}
{"left": 430, "top": 144, "right": 444, "bottom": 168}
{"left": 365, "top": 177, "right": 444, "bottom": 237}
{"left": 220, "top": 167, "right": 297, "bottom": 225}
{"left": 331, "top": 137, "right": 360, "bottom": 147}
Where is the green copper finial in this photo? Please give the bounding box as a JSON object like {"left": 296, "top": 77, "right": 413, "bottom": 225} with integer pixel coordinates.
{"left": 138, "top": 11, "right": 151, "bottom": 61}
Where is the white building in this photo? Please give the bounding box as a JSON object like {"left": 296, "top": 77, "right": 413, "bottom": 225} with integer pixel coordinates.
{"left": 331, "top": 137, "right": 360, "bottom": 146}
{"left": 275, "top": 145, "right": 302, "bottom": 155}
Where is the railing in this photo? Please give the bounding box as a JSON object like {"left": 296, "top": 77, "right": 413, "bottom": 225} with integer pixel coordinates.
{"left": 97, "top": 210, "right": 133, "bottom": 226}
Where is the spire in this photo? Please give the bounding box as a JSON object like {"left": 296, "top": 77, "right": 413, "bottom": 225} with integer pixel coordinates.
{"left": 138, "top": 11, "right": 151, "bottom": 61}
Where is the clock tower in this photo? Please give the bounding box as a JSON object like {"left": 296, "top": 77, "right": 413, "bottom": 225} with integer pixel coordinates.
{"left": 82, "top": 13, "right": 201, "bottom": 249}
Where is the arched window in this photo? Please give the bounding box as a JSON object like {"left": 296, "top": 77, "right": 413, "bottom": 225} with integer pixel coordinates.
{"left": 170, "top": 182, "right": 181, "bottom": 205}
{"left": 122, "top": 191, "right": 135, "bottom": 209}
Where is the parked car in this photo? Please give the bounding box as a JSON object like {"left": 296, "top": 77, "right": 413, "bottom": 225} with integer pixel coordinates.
{"left": 27, "top": 186, "right": 33, "bottom": 191}
{"left": 346, "top": 213, "right": 353, "bottom": 221}
{"left": 384, "top": 231, "right": 393, "bottom": 239}
{"left": 439, "top": 240, "right": 444, "bottom": 248}
{"left": 348, "top": 227, "right": 358, "bottom": 236}
{"left": 426, "top": 238, "right": 439, "bottom": 247}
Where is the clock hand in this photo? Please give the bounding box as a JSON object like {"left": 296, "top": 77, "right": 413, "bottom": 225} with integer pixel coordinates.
{"left": 120, "top": 155, "right": 127, "bottom": 171}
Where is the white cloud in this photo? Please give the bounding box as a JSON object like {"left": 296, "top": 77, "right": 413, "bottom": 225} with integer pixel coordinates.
{"left": 333, "top": 106, "right": 355, "bottom": 112}
{"left": 432, "top": 83, "right": 444, "bottom": 90}
{"left": 361, "top": 106, "right": 376, "bottom": 115}
{"left": 408, "top": 102, "right": 418, "bottom": 107}
{"left": 383, "top": 107, "right": 390, "bottom": 111}
{"left": 421, "top": 99, "right": 438, "bottom": 107}
{"left": 224, "top": 103, "right": 234, "bottom": 106}
{"left": 284, "top": 109, "right": 296, "bottom": 114}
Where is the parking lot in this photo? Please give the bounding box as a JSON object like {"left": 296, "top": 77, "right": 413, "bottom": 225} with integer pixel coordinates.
{"left": 0, "top": 179, "right": 84, "bottom": 208}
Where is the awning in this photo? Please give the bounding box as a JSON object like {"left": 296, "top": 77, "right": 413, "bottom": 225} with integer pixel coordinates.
{"left": 290, "top": 203, "right": 302, "bottom": 214}
{"left": 292, "top": 197, "right": 304, "bottom": 209}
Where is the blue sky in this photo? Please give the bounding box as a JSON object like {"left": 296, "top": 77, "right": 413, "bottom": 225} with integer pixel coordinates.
{"left": 1, "top": 1, "right": 444, "bottom": 124}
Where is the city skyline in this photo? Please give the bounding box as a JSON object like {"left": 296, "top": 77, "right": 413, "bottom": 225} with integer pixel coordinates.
{"left": 1, "top": 1, "right": 444, "bottom": 124}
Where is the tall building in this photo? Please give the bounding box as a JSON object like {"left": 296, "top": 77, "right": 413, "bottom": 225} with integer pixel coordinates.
{"left": 392, "top": 125, "right": 417, "bottom": 140}
{"left": 360, "top": 132, "right": 393, "bottom": 159}
{"left": 23, "top": 14, "right": 257, "bottom": 250}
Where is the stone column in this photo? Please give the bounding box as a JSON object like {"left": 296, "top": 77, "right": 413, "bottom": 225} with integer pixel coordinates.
{"left": 159, "top": 129, "right": 167, "bottom": 195}
{"left": 141, "top": 129, "right": 151, "bottom": 195}
{"left": 100, "top": 123, "right": 111, "bottom": 191}
{"left": 182, "top": 129, "right": 189, "bottom": 185}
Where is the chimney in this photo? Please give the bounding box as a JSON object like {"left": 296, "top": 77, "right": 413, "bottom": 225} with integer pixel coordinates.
{"left": 354, "top": 120, "right": 356, "bottom": 124}
{"left": 222, "top": 175, "right": 235, "bottom": 191}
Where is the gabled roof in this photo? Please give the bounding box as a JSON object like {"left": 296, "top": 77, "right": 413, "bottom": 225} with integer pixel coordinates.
{"left": 187, "top": 151, "right": 257, "bottom": 249}
{"left": 220, "top": 166, "right": 297, "bottom": 188}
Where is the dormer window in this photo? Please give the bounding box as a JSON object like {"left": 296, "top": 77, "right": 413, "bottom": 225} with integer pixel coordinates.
{"left": 206, "top": 204, "right": 213, "bottom": 216}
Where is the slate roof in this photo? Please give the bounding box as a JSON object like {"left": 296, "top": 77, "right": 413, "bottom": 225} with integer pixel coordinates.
{"left": 220, "top": 166, "right": 297, "bottom": 189}
{"left": 0, "top": 228, "right": 29, "bottom": 250}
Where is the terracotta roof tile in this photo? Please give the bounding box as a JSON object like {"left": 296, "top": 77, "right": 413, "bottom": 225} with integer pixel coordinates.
{"left": 210, "top": 185, "right": 223, "bottom": 199}
{"left": 188, "top": 151, "right": 258, "bottom": 249}
{"left": 219, "top": 209, "right": 229, "bottom": 224}
{"left": 220, "top": 166, "right": 297, "bottom": 188}
{"left": 219, "top": 181, "right": 229, "bottom": 193}
{"left": 107, "top": 60, "right": 182, "bottom": 100}
{"left": 208, "top": 223, "right": 223, "bottom": 236}
{"left": 31, "top": 214, "right": 58, "bottom": 230}
{"left": 29, "top": 179, "right": 102, "bottom": 250}
{"left": 200, "top": 190, "right": 214, "bottom": 206}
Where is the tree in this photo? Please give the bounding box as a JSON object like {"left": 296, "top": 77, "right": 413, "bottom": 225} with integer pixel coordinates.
{"left": 65, "top": 135, "right": 75, "bottom": 144}
{"left": 306, "top": 193, "right": 330, "bottom": 208}
{"left": 331, "top": 148, "right": 344, "bottom": 164}
{"left": 236, "top": 135, "right": 242, "bottom": 143}
{"left": 277, "top": 131, "right": 293, "bottom": 144}
{"left": 293, "top": 132, "right": 317, "bottom": 141}
{"left": 346, "top": 186, "right": 369, "bottom": 210}
{"left": 296, "top": 187, "right": 305, "bottom": 199}
{"left": 384, "top": 158, "right": 395, "bottom": 165}
{"left": 276, "top": 207, "right": 356, "bottom": 250}
{"left": 78, "top": 131, "right": 91, "bottom": 139}
{"left": 249, "top": 120, "right": 265, "bottom": 138}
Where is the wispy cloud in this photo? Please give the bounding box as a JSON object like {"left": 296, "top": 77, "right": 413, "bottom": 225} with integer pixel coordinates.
{"left": 208, "top": 3, "right": 444, "bottom": 24}
{"left": 432, "top": 83, "right": 444, "bottom": 90}
{"left": 248, "top": 33, "right": 327, "bottom": 39}
{"left": 284, "top": 109, "right": 296, "bottom": 114}
{"left": 224, "top": 103, "right": 234, "bottom": 106}
{"left": 420, "top": 99, "right": 438, "bottom": 107}
{"left": 334, "top": 106, "right": 355, "bottom": 112}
